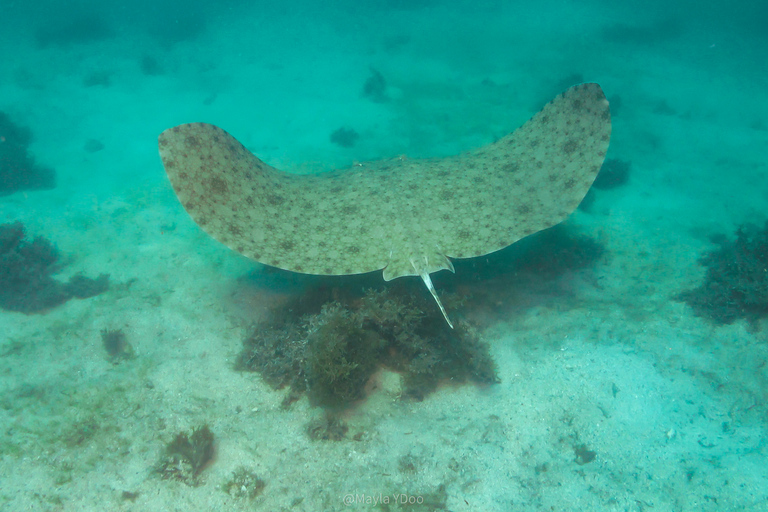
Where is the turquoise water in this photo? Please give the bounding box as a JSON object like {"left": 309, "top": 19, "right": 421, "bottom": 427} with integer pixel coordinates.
{"left": 1, "top": 1, "right": 767, "bottom": 510}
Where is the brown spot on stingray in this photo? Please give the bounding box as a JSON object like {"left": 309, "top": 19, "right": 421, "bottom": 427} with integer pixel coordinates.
{"left": 563, "top": 139, "right": 578, "bottom": 154}
{"left": 209, "top": 177, "right": 228, "bottom": 195}
{"left": 503, "top": 162, "right": 519, "bottom": 173}
{"left": 228, "top": 223, "right": 242, "bottom": 236}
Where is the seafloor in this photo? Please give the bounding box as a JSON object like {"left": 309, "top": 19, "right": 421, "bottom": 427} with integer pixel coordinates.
{"left": 1, "top": 1, "right": 767, "bottom": 511}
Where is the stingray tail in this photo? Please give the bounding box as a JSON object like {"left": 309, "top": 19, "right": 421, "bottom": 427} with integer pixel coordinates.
{"left": 418, "top": 271, "right": 454, "bottom": 329}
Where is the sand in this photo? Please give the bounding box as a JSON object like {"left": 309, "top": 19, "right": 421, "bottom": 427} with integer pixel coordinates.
{"left": 1, "top": 1, "right": 767, "bottom": 510}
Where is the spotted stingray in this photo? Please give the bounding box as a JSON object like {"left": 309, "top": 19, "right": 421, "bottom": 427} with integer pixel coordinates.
{"left": 159, "top": 83, "right": 611, "bottom": 326}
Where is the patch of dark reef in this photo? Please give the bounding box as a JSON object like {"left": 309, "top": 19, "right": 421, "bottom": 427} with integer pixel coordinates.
{"left": 579, "top": 158, "right": 631, "bottom": 212}
{"left": 0, "top": 112, "right": 55, "bottom": 196}
{"left": 139, "top": 54, "right": 164, "bottom": 76}
{"left": 0, "top": 222, "right": 109, "bottom": 313}
{"left": 436, "top": 224, "right": 606, "bottom": 319}
{"left": 156, "top": 425, "right": 215, "bottom": 486}
{"left": 600, "top": 18, "right": 683, "bottom": 45}
{"left": 330, "top": 127, "right": 359, "bottom": 148}
{"left": 100, "top": 328, "right": 134, "bottom": 363}
{"left": 307, "top": 414, "right": 349, "bottom": 441}
{"left": 362, "top": 67, "right": 388, "bottom": 103}
{"left": 677, "top": 222, "right": 768, "bottom": 327}
{"left": 35, "top": 13, "right": 114, "bottom": 48}
{"left": 236, "top": 283, "right": 498, "bottom": 411}
{"left": 592, "top": 158, "right": 631, "bottom": 190}
{"left": 223, "top": 466, "right": 266, "bottom": 500}
{"left": 234, "top": 225, "right": 603, "bottom": 414}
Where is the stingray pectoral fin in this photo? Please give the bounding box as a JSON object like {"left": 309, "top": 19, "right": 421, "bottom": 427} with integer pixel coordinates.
{"left": 159, "top": 122, "right": 391, "bottom": 276}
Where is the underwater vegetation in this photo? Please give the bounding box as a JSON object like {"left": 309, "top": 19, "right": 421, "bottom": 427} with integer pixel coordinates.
{"left": 677, "top": 222, "right": 768, "bottom": 326}
{"left": 573, "top": 443, "right": 597, "bottom": 465}
{"left": 100, "top": 328, "right": 134, "bottom": 363}
{"left": 493, "top": 225, "right": 604, "bottom": 278}
{"left": 592, "top": 158, "right": 631, "bottom": 190}
{"left": 223, "top": 467, "right": 266, "bottom": 500}
{"left": 83, "top": 139, "right": 105, "bottom": 153}
{"left": 156, "top": 425, "right": 215, "bottom": 486}
{"left": 600, "top": 18, "right": 683, "bottom": 45}
{"left": 234, "top": 224, "right": 603, "bottom": 418}
{"left": 362, "top": 67, "right": 388, "bottom": 103}
{"left": 236, "top": 285, "right": 498, "bottom": 410}
{"left": 330, "top": 127, "right": 359, "bottom": 148}
{"left": 34, "top": 13, "right": 114, "bottom": 47}
{"left": 579, "top": 158, "right": 631, "bottom": 212}
{"left": 0, "top": 222, "right": 109, "bottom": 313}
{"left": 139, "top": 54, "right": 164, "bottom": 76}
{"left": 82, "top": 70, "right": 113, "bottom": 88}
{"left": 0, "top": 112, "right": 55, "bottom": 196}
{"left": 441, "top": 224, "right": 606, "bottom": 317}
{"left": 306, "top": 414, "right": 349, "bottom": 441}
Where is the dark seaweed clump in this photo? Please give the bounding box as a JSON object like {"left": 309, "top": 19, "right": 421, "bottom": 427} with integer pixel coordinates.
{"left": 139, "top": 54, "right": 164, "bottom": 76}
{"left": 592, "top": 158, "right": 630, "bottom": 190}
{"left": 0, "top": 222, "right": 109, "bottom": 313}
{"left": 100, "top": 328, "right": 134, "bottom": 363}
{"left": 307, "top": 414, "right": 349, "bottom": 441}
{"left": 441, "top": 224, "right": 605, "bottom": 316}
{"left": 35, "top": 14, "right": 114, "bottom": 47}
{"left": 573, "top": 443, "right": 597, "bottom": 465}
{"left": 362, "top": 67, "right": 388, "bottom": 103}
{"left": 1, "top": 112, "right": 55, "bottom": 196}
{"left": 677, "top": 222, "right": 768, "bottom": 326}
{"left": 600, "top": 19, "right": 683, "bottom": 45}
{"left": 236, "top": 285, "right": 498, "bottom": 410}
{"left": 156, "top": 425, "right": 215, "bottom": 486}
{"left": 330, "top": 127, "right": 359, "bottom": 148}
{"left": 83, "top": 71, "right": 112, "bottom": 88}
{"left": 223, "top": 467, "right": 265, "bottom": 500}
{"left": 579, "top": 158, "right": 631, "bottom": 212}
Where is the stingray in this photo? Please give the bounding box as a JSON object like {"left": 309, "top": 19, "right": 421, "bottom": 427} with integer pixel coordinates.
{"left": 159, "top": 83, "right": 611, "bottom": 327}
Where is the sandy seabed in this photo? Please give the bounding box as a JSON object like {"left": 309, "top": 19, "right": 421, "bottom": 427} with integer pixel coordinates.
{"left": 1, "top": 2, "right": 767, "bottom": 510}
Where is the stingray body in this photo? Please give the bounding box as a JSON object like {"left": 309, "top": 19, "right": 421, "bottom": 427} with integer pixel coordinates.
{"left": 159, "top": 83, "right": 611, "bottom": 326}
